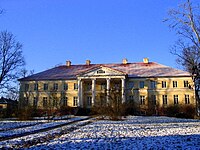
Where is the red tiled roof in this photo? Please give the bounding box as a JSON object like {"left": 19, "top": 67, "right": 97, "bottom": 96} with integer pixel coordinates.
{"left": 18, "top": 62, "right": 191, "bottom": 81}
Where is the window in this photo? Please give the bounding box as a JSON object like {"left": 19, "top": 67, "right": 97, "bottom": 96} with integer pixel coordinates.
{"left": 114, "top": 83, "right": 120, "bottom": 90}
{"left": 43, "top": 83, "right": 48, "bottom": 91}
{"left": 33, "top": 97, "right": 38, "bottom": 107}
{"left": 63, "top": 83, "right": 68, "bottom": 91}
{"left": 53, "top": 83, "right": 58, "bottom": 90}
{"left": 129, "top": 95, "right": 134, "bottom": 101}
{"left": 101, "top": 83, "right": 106, "bottom": 90}
{"left": 24, "top": 97, "right": 29, "bottom": 105}
{"left": 73, "top": 97, "right": 78, "bottom": 106}
{"left": 97, "top": 69, "right": 105, "bottom": 74}
{"left": 185, "top": 95, "right": 190, "bottom": 104}
{"left": 162, "top": 95, "right": 167, "bottom": 105}
{"left": 162, "top": 81, "right": 166, "bottom": 88}
{"left": 184, "top": 80, "right": 189, "bottom": 87}
{"left": 173, "top": 81, "right": 177, "bottom": 88}
{"left": 174, "top": 95, "right": 179, "bottom": 105}
{"left": 25, "top": 84, "right": 29, "bottom": 91}
{"left": 61, "top": 97, "right": 68, "bottom": 106}
{"left": 74, "top": 83, "right": 78, "bottom": 90}
{"left": 43, "top": 97, "right": 48, "bottom": 107}
{"left": 128, "top": 82, "right": 134, "bottom": 89}
{"left": 151, "top": 95, "right": 156, "bottom": 105}
{"left": 53, "top": 99, "right": 58, "bottom": 107}
{"left": 87, "top": 83, "right": 92, "bottom": 91}
{"left": 87, "top": 96, "right": 92, "bottom": 106}
{"left": 150, "top": 81, "right": 156, "bottom": 89}
{"left": 139, "top": 81, "right": 144, "bottom": 88}
{"left": 140, "top": 96, "right": 145, "bottom": 105}
{"left": 34, "top": 83, "right": 38, "bottom": 91}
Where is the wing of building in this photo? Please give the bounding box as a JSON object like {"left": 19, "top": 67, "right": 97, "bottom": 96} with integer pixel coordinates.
{"left": 18, "top": 58, "right": 195, "bottom": 115}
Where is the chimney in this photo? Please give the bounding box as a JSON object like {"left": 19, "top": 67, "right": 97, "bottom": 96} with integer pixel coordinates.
{"left": 86, "top": 60, "right": 91, "bottom": 65}
{"left": 122, "top": 58, "right": 128, "bottom": 64}
{"left": 143, "top": 58, "right": 149, "bottom": 64}
{"left": 66, "top": 60, "right": 71, "bottom": 66}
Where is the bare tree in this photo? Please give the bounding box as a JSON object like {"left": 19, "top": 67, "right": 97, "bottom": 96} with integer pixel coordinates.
{"left": 165, "top": 0, "right": 200, "bottom": 115}
{"left": 0, "top": 31, "right": 25, "bottom": 92}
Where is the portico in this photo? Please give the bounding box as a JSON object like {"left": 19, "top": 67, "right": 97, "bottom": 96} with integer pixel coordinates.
{"left": 77, "top": 66, "right": 127, "bottom": 107}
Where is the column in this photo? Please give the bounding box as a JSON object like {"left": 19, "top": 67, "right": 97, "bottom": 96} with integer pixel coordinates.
{"left": 92, "top": 78, "right": 96, "bottom": 105}
{"left": 121, "top": 78, "right": 126, "bottom": 103}
{"left": 106, "top": 78, "right": 111, "bottom": 103}
{"left": 78, "top": 79, "right": 83, "bottom": 107}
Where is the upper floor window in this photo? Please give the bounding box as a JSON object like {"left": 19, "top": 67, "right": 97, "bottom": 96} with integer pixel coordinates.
{"left": 128, "top": 82, "right": 134, "bottom": 89}
{"left": 174, "top": 95, "right": 179, "bottom": 105}
{"left": 43, "top": 83, "right": 48, "bottom": 91}
{"left": 63, "top": 83, "right": 68, "bottom": 91}
{"left": 162, "top": 81, "right": 166, "bottom": 88}
{"left": 101, "top": 83, "right": 106, "bottom": 90}
{"left": 139, "top": 81, "right": 144, "bottom": 88}
{"left": 184, "top": 80, "right": 189, "bottom": 88}
{"left": 34, "top": 83, "right": 38, "bottom": 91}
{"left": 53, "top": 83, "right": 58, "bottom": 91}
{"left": 150, "top": 81, "right": 156, "bottom": 89}
{"left": 87, "top": 83, "right": 92, "bottom": 91}
{"left": 173, "top": 81, "right": 178, "bottom": 88}
{"left": 185, "top": 95, "right": 190, "bottom": 104}
{"left": 25, "top": 84, "right": 29, "bottom": 91}
{"left": 74, "top": 83, "right": 78, "bottom": 90}
{"left": 162, "top": 95, "right": 167, "bottom": 105}
{"left": 140, "top": 96, "right": 145, "bottom": 105}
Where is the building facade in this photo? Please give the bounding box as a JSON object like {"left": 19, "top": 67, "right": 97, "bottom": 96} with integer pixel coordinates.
{"left": 18, "top": 58, "right": 195, "bottom": 114}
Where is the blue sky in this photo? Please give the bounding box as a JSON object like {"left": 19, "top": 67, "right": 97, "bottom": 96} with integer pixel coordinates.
{"left": 0, "top": 0, "right": 194, "bottom": 73}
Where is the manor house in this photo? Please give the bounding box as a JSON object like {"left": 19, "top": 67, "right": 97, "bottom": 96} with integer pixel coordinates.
{"left": 18, "top": 58, "right": 195, "bottom": 114}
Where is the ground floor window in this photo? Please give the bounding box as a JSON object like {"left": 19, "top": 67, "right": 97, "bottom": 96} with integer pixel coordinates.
{"left": 33, "top": 97, "right": 38, "bottom": 107}
{"left": 43, "top": 97, "right": 48, "bottom": 107}
{"left": 185, "top": 95, "right": 190, "bottom": 104}
{"left": 151, "top": 95, "right": 156, "bottom": 105}
{"left": 73, "top": 97, "right": 78, "bottom": 106}
{"left": 87, "top": 96, "right": 92, "bottom": 106}
{"left": 162, "top": 95, "right": 167, "bottom": 105}
{"left": 61, "top": 97, "right": 68, "bottom": 106}
{"left": 140, "top": 96, "right": 145, "bottom": 105}
{"left": 174, "top": 95, "right": 179, "bottom": 105}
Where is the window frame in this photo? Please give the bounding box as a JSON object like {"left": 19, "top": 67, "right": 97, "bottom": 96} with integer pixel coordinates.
{"left": 140, "top": 95, "right": 145, "bottom": 105}
{"left": 73, "top": 97, "right": 78, "bottom": 106}
{"left": 162, "top": 95, "right": 168, "bottom": 105}
{"left": 173, "top": 81, "right": 178, "bottom": 88}
{"left": 162, "top": 81, "right": 166, "bottom": 88}
{"left": 150, "top": 81, "right": 156, "bottom": 89}
{"left": 185, "top": 95, "right": 190, "bottom": 104}
{"left": 174, "top": 95, "right": 179, "bottom": 105}
{"left": 63, "top": 83, "right": 68, "bottom": 91}
{"left": 43, "top": 83, "right": 48, "bottom": 91}
{"left": 74, "top": 83, "right": 78, "bottom": 90}
{"left": 53, "top": 83, "right": 58, "bottom": 91}
{"left": 139, "top": 81, "right": 145, "bottom": 89}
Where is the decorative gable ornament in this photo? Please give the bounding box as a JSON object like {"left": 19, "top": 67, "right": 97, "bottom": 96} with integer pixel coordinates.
{"left": 77, "top": 66, "right": 126, "bottom": 78}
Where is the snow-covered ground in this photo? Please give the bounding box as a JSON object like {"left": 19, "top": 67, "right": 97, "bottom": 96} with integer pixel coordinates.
{"left": 1, "top": 116, "right": 200, "bottom": 149}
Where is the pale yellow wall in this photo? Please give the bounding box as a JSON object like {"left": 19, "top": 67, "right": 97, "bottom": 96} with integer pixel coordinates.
{"left": 19, "top": 76, "right": 195, "bottom": 109}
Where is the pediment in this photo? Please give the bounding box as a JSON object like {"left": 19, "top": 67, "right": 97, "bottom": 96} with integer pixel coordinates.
{"left": 78, "top": 66, "right": 126, "bottom": 77}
